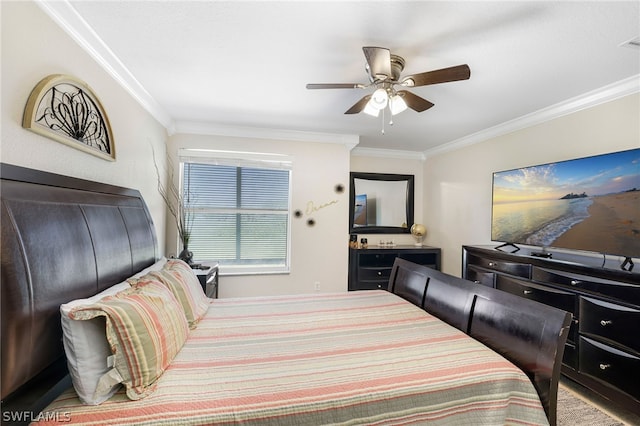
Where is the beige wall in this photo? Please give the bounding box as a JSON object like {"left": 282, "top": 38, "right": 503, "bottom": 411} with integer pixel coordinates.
{"left": 168, "top": 133, "right": 351, "bottom": 298}
{"left": 1, "top": 1, "right": 169, "bottom": 250}
{"left": 424, "top": 93, "right": 640, "bottom": 276}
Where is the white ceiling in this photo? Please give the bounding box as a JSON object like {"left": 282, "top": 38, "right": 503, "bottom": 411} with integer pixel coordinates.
{"left": 45, "top": 1, "right": 639, "bottom": 154}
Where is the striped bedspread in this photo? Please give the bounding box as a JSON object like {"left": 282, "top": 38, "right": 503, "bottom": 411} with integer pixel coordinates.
{"left": 38, "top": 291, "right": 549, "bottom": 425}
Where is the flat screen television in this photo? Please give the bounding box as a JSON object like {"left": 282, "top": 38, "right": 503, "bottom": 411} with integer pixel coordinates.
{"left": 491, "top": 148, "right": 640, "bottom": 260}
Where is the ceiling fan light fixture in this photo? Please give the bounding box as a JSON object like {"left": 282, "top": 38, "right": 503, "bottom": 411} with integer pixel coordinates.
{"left": 390, "top": 94, "right": 408, "bottom": 115}
{"left": 400, "top": 77, "right": 415, "bottom": 87}
{"left": 363, "top": 102, "right": 380, "bottom": 116}
{"left": 369, "top": 88, "right": 388, "bottom": 110}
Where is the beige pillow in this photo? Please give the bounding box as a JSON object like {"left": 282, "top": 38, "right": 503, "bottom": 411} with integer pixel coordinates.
{"left": 145, "top": 259, "right": 211, "bottom": 327}
{"left": 70, "top": 280, "right": 189, "bottom": 400}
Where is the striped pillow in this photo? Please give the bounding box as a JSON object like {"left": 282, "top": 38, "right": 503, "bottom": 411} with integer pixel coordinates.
{"left": 70, "top": 280, "right": 189, "bottom": 400}
{"left": 60, "top": 257, "right": 168, "bottom": 405}
{"left": 145, "top": 259, "right": 211, "bottom": 328}
{"left": 141, "top": 271, "right": 202, "bottom": 328}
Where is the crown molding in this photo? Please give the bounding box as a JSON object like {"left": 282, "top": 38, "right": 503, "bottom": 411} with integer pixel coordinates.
{"left": 424, "top": 75, "right": 640, "bottom": 158}
{"left": 35, "top": 0, "right": 639, "bottom": 156}
{"left": 351, "top": 147, "right": 426, "bottom": 161}
{"left": 30, "top": 0, "right": 359, "bottom": 149}
{"left": 35, "top": 0, "right": 357, "bottom": 149}
{"left": 35, "top": 0, "right": 174, "bottom": 131}
{"left": 174, "top": 121, "right": 360, "bottom": 149}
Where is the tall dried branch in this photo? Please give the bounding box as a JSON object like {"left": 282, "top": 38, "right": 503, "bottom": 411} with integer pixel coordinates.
{"left": 152, "top": 146, "right": 193, "bottom": 245}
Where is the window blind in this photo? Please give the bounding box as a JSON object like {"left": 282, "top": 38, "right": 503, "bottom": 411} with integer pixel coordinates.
{"left": 180, "top": 157, "right": 291, "bottom": 274}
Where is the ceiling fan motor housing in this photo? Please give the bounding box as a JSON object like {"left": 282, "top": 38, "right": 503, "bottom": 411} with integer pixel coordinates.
{"left": 389, "top": 54, "right": 405, "bottom": 81}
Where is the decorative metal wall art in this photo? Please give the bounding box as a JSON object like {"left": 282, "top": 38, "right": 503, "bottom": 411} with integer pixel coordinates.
{"left": 293, "top": 183, "right": 344, "bottom": 227}
{"left": 23, "top": 74, "right": 115, "bottom": 161}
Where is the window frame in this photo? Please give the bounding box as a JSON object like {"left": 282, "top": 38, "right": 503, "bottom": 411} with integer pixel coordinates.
{"left": 178, "top": 149, "right": 293, "bottom": 276}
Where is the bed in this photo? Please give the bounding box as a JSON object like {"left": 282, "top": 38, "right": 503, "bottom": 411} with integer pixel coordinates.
{"left": 1, "top": 164, "right": 571, "bottom": 425}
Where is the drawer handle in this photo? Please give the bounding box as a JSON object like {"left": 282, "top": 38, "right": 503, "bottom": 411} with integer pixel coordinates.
{"left": 473, "top": 280, "right": 481, "bottom": 284}
{"left": 488, "top": 262, "right": 496, "bottom": 267}
{"left": 570, "top": 280, "right": 580, "bottom": 286}
{"left": 523, "top": 290, "right": 533, "bottom": 295}
{"left": 599, "top": 363, "right": 611, "bottom": 370}
{"left": 377, "top": 284, "right": 382, "bottom": 289}
{"left": 600, "top": 320, "right": 613, "bottom": 327}
{"left": 377, "top": 271, "right": 382, "bottom": 276}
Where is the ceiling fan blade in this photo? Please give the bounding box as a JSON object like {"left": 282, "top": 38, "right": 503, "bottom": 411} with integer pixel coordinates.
{"left": 363, "top": 46, "right": 392, "bottom": 81}
{"left": 397, "top": 90, "right": 434, "bottom": 112}
{"left": 306, "top": 83, "right": 365, "bottom": 89}
{"left": 401, "top": 64, "right": 470, "bottom": 87}
{"left": 344, "top": 95, "right": 372, "bottom": 114}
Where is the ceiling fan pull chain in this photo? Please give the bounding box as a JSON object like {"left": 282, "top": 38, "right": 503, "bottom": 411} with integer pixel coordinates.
{"left": 381, "top": 108, "right": 385, "bottom": 134}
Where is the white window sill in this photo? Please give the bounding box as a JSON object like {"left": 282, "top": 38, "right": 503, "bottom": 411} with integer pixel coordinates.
{"left": 218, "top": 265, "right": 290, "bottom": 276}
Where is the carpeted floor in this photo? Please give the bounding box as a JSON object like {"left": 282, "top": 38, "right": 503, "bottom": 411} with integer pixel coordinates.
{"left": 557, "top": 385, "right": 623, "bottom": 425}
{"left": 556, "top": 379, "right": 639, "bottom": 426}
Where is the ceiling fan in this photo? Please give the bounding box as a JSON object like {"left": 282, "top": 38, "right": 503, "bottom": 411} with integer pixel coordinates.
{"left": 306, "top": 46, "right": 470, "bottom": 117}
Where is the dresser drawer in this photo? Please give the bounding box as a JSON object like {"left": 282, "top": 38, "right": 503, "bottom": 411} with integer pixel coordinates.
{"left": 400, "top": 252, "right": 439, "bottom": 268}
{"left": 579, "top": 336, "right": 640, "bottom": 401}
{"left": 533, "top": 267, "right": 640, "bottom": 305}
{"left": 358, "top": 253, "right": 397, "bottom": 267}
{"left": 355, "top": 280, "right": 389, "bottom": 291}
{"left": 466, "top": 265, "right": 496, "bottom": 288}
{"left": 579, "top": 297, "right": 640, "bottom": 354}
{"left": 497, "top": 275, "right": 577, "bottom": 343}
{"left": 466, "top": 254, "right": 531, "bottom": 278}
{"left": 358, "top": 266, "right": 392, "bottom": 281}
{"left": 497, "top": 275, "right": 576, "bottom": 313}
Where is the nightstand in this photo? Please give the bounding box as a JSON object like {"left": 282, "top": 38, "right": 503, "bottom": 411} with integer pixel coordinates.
{"left": 193, "top": 261, "right": 219, "bottom": 298}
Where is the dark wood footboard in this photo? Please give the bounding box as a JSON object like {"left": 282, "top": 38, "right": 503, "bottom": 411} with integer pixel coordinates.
{"left": 388, "top": 257, "right": 572, "bottom": 426}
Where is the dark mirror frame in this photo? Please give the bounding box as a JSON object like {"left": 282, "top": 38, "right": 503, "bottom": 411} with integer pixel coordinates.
{"left": 349, "top": 172, "right": 415, "bottom": 234}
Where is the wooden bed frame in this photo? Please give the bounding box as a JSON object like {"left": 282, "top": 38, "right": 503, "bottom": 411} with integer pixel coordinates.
{"left": 1, "top": 164, "right": 158, "bottom": 423}
{"left": 1, "top": 164, "right": 571, "bottom": 425}
{"left": 388, "top": 257, "right": 572, "bottom": 425}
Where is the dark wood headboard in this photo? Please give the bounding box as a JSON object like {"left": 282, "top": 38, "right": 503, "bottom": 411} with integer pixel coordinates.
{"left": 1, "top": 163, "right": 158, "bottom": 418}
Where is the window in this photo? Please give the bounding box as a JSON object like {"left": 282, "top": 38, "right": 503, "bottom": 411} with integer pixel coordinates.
{"left": 179, "top": 150, "right": 292, "bottom": 275}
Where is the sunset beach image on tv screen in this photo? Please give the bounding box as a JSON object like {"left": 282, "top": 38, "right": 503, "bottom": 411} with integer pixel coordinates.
{"left": 491, "top": 148, "right": 640, "bottom": 258}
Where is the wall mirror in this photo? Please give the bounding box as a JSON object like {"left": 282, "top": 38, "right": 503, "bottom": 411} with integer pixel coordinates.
{"left": 349, "top": 172, "right": 414, "bottom": 234}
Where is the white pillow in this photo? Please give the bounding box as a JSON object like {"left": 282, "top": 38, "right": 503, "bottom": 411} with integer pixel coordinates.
{"left": 60, "top": 257, "right": 167, "bottom": 405}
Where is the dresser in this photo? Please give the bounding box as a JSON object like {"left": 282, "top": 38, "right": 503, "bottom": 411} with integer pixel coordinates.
{"left": 349, "top": 246, "right": 441, "bottom": 291}
{"left": 462, "top": 245, "right": 640, "bottom": 413}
